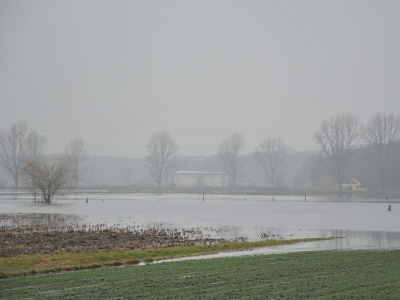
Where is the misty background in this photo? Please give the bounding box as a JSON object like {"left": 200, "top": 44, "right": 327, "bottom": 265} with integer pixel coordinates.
{"left": 1, "top": 1, "right": 399, "bottom": 189}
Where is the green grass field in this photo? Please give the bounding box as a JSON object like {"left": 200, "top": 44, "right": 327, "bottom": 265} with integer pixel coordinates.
{"left": 0, "top": 238, "right": 324, "bottom": 277}
{"left": 1, "top": 250, "right": 400, "bottom": 299}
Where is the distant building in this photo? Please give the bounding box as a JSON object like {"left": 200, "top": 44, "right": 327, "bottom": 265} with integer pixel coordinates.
{"left": 242, "top": 179, "right": 264, "bottom": 187}
{"left": 174, "top": 171, "right": 228, "bottom": 187}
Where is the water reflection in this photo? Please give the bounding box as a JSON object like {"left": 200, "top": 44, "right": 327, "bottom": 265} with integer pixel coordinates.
{"left": 0, "top": 213, "right": 85, "bottom": 227}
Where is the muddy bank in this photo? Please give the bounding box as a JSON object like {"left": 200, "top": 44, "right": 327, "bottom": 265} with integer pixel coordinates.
{"left": 0, "top": 224, "right": 245, "bottom": 258}
{"left": 0, "top": 213, "right": 250, "bottom": 257}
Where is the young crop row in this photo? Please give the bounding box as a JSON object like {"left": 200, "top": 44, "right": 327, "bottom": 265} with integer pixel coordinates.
{"left": 1, "top": 250, "right": 400, "bottom": 299}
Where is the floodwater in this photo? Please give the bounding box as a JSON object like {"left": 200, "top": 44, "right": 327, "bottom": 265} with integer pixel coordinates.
{"left": 1, "top": 191, "right": 400, "bottom": 256}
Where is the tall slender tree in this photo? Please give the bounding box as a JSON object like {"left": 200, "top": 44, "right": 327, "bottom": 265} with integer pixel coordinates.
{"left": 146, "top": 131, "right": 180, "bottom": 188}
{"left": 217, "top": 133, "right": 246, "bottom": 189}
{"left": 313, "top": 114, "right": 361, "bottom": 191}
{"left": 26, "top": 130, "right": 47, "bottom": 163}
{"left": 0, "top": 121, "right": 31, "bottom": 188}
{"left": 362, "top": 113, "right": 400, "bottom": 193}
{"left": 254, "top": 136, "right": 287, "bottom": 187}
{"left": 65, "top": 137, "right": 87, "bottom": 187}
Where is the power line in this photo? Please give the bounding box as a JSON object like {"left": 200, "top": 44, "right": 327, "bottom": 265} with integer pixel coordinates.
{"left": 38, "top": 129, "right": 313, "bottom": 135}
{"left": 48, "top": 142, "right": 320, "bottom": 149}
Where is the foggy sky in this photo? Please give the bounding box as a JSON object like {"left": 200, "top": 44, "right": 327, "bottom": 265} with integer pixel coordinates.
{"left": 1, "top": 1, "right": 399, "bottom": 158}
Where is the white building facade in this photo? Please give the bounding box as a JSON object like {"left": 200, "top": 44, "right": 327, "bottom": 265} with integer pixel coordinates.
{"left": 174, "top": 171, "right": 229, "bottom": 188}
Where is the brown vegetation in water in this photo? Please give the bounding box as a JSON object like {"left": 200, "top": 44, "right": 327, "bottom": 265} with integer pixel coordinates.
{"left": 0, "top": 214, "right": 245, "bottom": 257}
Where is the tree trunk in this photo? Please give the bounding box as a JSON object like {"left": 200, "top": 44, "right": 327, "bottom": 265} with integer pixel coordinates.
{"left": 338, "top": 177, "right": 343, "bottom": 192}
{"left": 43, "top": 191, "right": 51, "bottom": 204}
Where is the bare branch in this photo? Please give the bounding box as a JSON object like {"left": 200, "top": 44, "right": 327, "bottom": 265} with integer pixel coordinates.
{"left": 0, "top": 121, "right": 30, "bottom": 187}
{"left": 65, "top": 137, "right": 87, "bottom": 187}
{"left": 313, "top": 114, "right": 361, "bottom": 191}
{"left": 254, "top": 136, "right": 287, "bottom": 187}
{"left": 146, "top": 131, "right": 180, "bottom": 188}
{"left": 217, "top": 133, "right": 246, "bottom": 188}
{"left": 22, "top": 153, "right": 73, "bottom": 203}
{"left": 362, "top": 113, "right": 400, "bottom": 193}
{"left": 26, "top": 130, "right": 47, "bottom": 163}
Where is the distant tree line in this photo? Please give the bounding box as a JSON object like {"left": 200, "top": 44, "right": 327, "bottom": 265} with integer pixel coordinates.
{"left": 1, "top": 113, "right": 400, "bottom": 198}
{"left": 145, "top": 113, "right": 400, "bottom": 193}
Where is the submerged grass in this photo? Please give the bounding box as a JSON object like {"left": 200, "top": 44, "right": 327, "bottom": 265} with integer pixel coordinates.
{"left": 1, "top": 249, "right": 400, "bottom": 299}
{"left": 0, "top": 238, "right": 326, "bottom": 277}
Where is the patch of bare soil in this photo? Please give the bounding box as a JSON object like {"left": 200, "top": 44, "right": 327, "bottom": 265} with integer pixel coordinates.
{"left": 0, "top": 226, "right": 245, "bottom": 257}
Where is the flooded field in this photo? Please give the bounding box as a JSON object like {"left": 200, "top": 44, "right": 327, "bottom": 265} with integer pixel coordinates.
{"left": 1, "top": 191, "right": 400, "bottom": 253}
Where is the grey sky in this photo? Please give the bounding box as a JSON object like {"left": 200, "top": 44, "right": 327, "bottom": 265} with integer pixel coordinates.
{"left": 1, "top": 1, "right": 399, "bottom": 158}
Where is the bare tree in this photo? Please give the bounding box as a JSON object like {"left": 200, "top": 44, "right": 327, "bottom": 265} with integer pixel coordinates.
{"left": 313, "top": 114, "right": 361, "bottom": 192}
{"left": 146, "top": 131, "right": 180, "bottom": 188}
{"left": 65, "top": 137, "right": 87, "bottom": 187}
{"left": 22, "top": 154, "right": 73, "bottom": 203}
{"left": 362, "top": 113, "right": 400, "bottom": 193}
{"left": 26, "top": 130, "right": 47, "bottom": 163}
{"left": 0, "top": 121, "right": 30, "bottom": 188}
{"left": 217, "top": 133, "right": 246, "bottom": 189}
{"left": 254, "top": 137, "right": 287, "bottom": 187}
